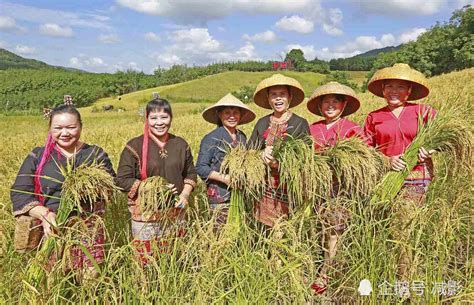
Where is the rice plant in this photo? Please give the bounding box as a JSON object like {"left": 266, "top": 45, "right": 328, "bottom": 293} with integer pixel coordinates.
{"left": 25, "top": 161, "right": 117, "bottom": 293}
{"left": 321, "top": 136, "right": 389, "bottom": 199}
{"left": 136, "top": 176, "right": 176, "bottom": 215}
{"left": 221, "top": 145, "right": 266, "bottom": 231}
{"left": 272, "top": 135, "right": 332, "bottom": 209}
{"left": 371, "top": 103, "right": 474, "bottom": 204}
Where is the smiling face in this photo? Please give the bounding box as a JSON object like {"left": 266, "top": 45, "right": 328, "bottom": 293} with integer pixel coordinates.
{"left": 218, "top": 106, "right": 241, "bottom": 129}
{"left": 147, "top": 110, "right": 171, "bottom": 138}
{"left": 319, "top": 94, "right": 347, "bottom": 121}
{"left": 267, "top": 85, "right": 292, "bottom": 114}
{"left": 382, "top": 79, "right": 412, "bottom": 108}
{"left": 50, "top": 113, "right": 82, "bottom": 150}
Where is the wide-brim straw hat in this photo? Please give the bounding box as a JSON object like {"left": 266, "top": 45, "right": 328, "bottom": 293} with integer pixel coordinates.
{"left": 253, "top": 74, "right": 305, "bottom": 109}
{"left": 368, "top": 63, "right": 430, "bottom": 101}
{"left": 202, "top": 93, "right": 256, "bottom": 125}
{"left": 307, "top": 81, "right": 361, "bottom": 117}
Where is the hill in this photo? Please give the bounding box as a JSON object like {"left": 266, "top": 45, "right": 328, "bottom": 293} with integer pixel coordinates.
{"left": 0, "top": 48, "right": 85, "bottom": 71}
{"left": 90, "top": 70, "right": 366, "bottom": 111}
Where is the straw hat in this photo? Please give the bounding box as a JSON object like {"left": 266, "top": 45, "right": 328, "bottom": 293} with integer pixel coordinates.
{"left": 368, "top": 63, "right": 430, "bottom": 100}
{"left": 307, "top": 81, "right": 360, "bottom": 117}
{"left": 202, "top": 93, "right": 256, "bottom": 125}
{"left": 253, "top": 74, "right": 305, "bottom": 109}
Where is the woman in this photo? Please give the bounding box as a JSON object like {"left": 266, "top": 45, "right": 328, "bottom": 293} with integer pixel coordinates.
{"left": 248, "top": 74, "right": 310, "bottom": 227}
{"left": 307, "top": 81, "right": 362, "bottom": 149}
{"left": 364, "top": 63, "right": 436, "bottom": 279}
{"left": 306, "top": 82, "right": 362, "bottom": 294}
{"left": 116, "top": 98, "right": 197, "bottom": 261}
{"left": 196, "top": 93, "right": 256, "bottom": 225}
{"left": 11, "top": 96, "right": 115, "bottom": 274}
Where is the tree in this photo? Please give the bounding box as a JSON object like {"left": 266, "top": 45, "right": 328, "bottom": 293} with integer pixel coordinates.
{"left": 285, "top": 49, "right": 306, "bottom": 70}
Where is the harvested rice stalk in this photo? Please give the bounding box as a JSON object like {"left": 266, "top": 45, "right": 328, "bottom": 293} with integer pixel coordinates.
{"left": 26, "top": 162, "right": 117, "bottom": 290}
{"left": 273, "top": 136, "right": 332, "bottom": 209}
{"left": 221, "top": 145, "right": 266, "bottom": 200}
{"left": 371, "top": 105, "right": 473, "bottom": 204}
{"left": 221, "top": 145, "right": 266, "bottom": 228}
{"left": 136, "top": 176, "right": 176, "bottom": 215}
{"left": 321, "top": 137, "right": 389, "bottom": 199}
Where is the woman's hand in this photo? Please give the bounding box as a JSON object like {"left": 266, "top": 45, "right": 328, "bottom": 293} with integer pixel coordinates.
{"left": 389, "top": 155, "right": 406, "bottom": 171}
{"left": 166, "top": 184, "right": 178, "bottom": 195}
{"left": 29, "top": 206, "right": 57, "bottom": 238}
{"left": 175, "top": 193, "right": 189, "bottom": 209}
{"left": 262, "top": 146, "right": 276, "bottom": 165}
{"left": 418, "top": 147, "right": 435, "bottom": 163}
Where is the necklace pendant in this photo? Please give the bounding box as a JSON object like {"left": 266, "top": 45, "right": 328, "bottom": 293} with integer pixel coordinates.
{"left": 159, "top": 148, "right": 168, "bottom": 159}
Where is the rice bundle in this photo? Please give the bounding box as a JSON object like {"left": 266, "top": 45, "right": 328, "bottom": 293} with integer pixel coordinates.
{"left": 26, "top": 162, "right": 117, "bottom": 290}
{"left": 371, "top": 105, "right": 473, "bottom": 203}
{"left": 136, "top": 176, "right": 176, "bottom": 215}
{"left": 221, "top": 145, "right": 266, "bottom": 228}
{"left": 321, "top": 137, "right": 389, "bottom": 199}
{"left": 272, "top": 136, "right": 332, "bottom": 209}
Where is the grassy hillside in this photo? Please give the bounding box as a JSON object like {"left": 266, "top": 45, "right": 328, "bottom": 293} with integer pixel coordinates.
{"left": 91, "top": 70, "right": 367, "bottom": 111}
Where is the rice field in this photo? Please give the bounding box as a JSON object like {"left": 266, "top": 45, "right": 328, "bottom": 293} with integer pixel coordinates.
{"left": 0, "top": 68, "right": 473, "bottom": 303}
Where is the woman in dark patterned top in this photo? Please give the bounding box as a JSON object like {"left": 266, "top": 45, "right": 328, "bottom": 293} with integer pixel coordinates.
{"left": 248, "top": 74, "right": 310, "bottom": 227}
{"left": 196, "top": 93, "right": 256, "bottom": 225}
{"left": 11, "top": 99, "right": 115, "bottom": 272}
{"left": 116, "top": 98, "right": 197, "bottom": 261}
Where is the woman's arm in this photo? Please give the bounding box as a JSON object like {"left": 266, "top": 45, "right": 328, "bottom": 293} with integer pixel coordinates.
{"left": 11, "top": 149, "right": 42, "bottom": 217}
{"left": 116, "top": 145, "right": 141, "bottom": 199}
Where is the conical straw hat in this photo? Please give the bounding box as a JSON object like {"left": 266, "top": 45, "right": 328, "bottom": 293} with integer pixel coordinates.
{"left": 253, "top": 74, "right": 305, "bottom": 109}
{"left": 202, "top": 93, "right": 256, "bottom": 125}
{"left": 368, "top": 63, "right": 430, "bottom": 100}
{"left": 307, "top": 81, "right": 360, "bottom": 117}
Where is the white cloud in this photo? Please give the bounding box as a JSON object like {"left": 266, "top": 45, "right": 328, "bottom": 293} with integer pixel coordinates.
{"left": 39, "top": 23, "right": 74, "bottom": 37}
{"left": 322, "top": 8, "right": 343, "bottom": 36}
{"left": 116, "top": 0, "right": 311, "bottom": 22}
{"left": 150, "top": 27, "right": 259, "bottom": 67}
{"left": 398, "top": 27, "right": 426, "bottom": 43}
{"left": 275, "top": 15, "right": 314, "bottom": 34}
{"left": 355, "top": 0, "right": 446, "bottom": 16}
{"left": 98, "top": 33, "right": 121, "bottom": 44}
{"left": 15, "top": 45, "right": 36, "bottom": 55}
{"left": 322, "top": 24, "right": 343, "bottom": 36}
{"left": 172, "top": 28, "right": 221, "bottom": 52}
{"left": 69, "top": 55, "right": 107, "bottom": 70}
{"left": 1, "top": 2, "right": 111, "bottom": 30}
{"left": 144, "top": 31, "right": 161, "bottom": 42}
{"left": 287, "top": 27, "right": 428, "bottom": 61}
{"left": 242, "top": 30, "right": 278, "bottom": 43}
{"left": 0, "top": 16, "right": 16, "bottom": 30}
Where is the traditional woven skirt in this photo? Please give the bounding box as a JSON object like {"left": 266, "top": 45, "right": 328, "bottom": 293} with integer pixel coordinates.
{"left": 209, "top": 202, "right": 230, "bottom": 228}
{"left": 67, "top": 212, "right": 106, "bottom": 269}
{"left": 254, "top": 173, "right": 289, "bottom": 227}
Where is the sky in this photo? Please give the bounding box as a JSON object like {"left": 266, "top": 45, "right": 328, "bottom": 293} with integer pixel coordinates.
{"left": 0, "top": 0, "right": 471, "bottom": 74}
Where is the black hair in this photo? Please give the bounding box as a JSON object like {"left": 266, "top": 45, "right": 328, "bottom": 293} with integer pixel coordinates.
{"left": 49, "top": 104, "right": 82, "bottom": 127}
{"left": 146, "top": 98, "right": 173, "bottom": 119}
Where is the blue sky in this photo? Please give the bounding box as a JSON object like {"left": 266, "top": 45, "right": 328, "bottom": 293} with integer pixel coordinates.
{"left": 0, "top": 0, "right": 471, "bottom": 73}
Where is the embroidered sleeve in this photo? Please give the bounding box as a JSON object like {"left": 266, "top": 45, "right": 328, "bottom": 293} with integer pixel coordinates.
{"left": 128, "top": 179, "right": 141, "bottom": 199}
{"left": 12, "top": 200, "right": 41, "bottom": 217}
{"left": 183, "top": 145, "right": 197, "bottom": 187}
